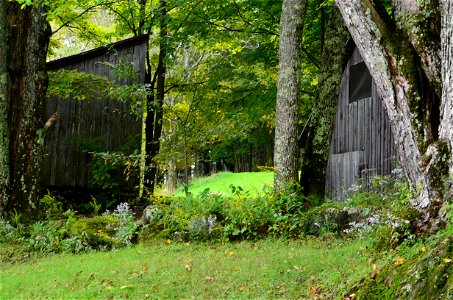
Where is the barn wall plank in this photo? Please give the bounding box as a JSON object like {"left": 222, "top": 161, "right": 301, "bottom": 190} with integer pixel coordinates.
{"left": 42, "top": 38, "right": 146, "bottom": 188}
{"left": 326, "top": 46, "right": 397, "bottom": 200}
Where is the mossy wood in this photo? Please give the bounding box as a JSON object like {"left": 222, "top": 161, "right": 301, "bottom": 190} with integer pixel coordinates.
{"left": 5, "top": 2, "right": 50, "bottom": 215}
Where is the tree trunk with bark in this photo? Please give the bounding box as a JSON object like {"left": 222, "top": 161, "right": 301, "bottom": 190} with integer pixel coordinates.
{"left": 335, "top": 0, "right": 452, "bottom": 233}
{"left": 0, "top": 0, "right": 8, "bottom": 216}
{"left": 299, "top": 7, "right": 350, "bottom": 197}
{"left": 5, "top": 2, "right": 51, "bottom": 216}
{"left": 274, "top": 0, "right": 308, "bottom": 191}
{"left": 144, "top": 0, "right": 167, "bottom": 195}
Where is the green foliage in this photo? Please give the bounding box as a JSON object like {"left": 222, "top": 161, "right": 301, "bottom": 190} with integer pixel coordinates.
{"left": 88, "top": 196, "right": 102, "bottom": 215}
{"left": 38, "top": 192, "right": 64, "bottom": 219}
{"left": 47, "top": 69, "right": 111, "bottom": 101}
{"left": 69, "top": 215, "right": 118, "bottom": 250}
{"left": 90, "top": 151, "right": 141, "bottom": 194}
{"left": 69, "top": 203, "right": 138, "bottom": 250}
{"left": 0, "top": 200, "right": 139, "bottom": 255}
{"left": 141, "top": 172, "right": 431, "bottom": 246}
{"left": 345, "top": 169, "right": 414, "bottom": 208}
{"left": 143, "top": 186, "right": 321, "bottom": 241}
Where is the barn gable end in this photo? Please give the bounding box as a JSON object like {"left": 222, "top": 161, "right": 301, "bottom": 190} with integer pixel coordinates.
{"left": 326, "top": 45, "right": 397, "bottom": 200}
{"left": 42, "top": 36, "right": 148, "bottom": 189}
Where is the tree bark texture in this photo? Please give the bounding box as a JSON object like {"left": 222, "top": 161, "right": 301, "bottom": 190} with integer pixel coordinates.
{"left": 274, "top": 0, "right": 307, "bottom": 190}
{"left": 439, "top": 0, "right": 453, "bottom": 179}
{"left": 144, "top": 0, "right": 167, "bottom": 195}
{"left": 299, "top": 7, "right": 350, "bottom": 197}
{"left": 335, "top": 0, "right": 452, "bottom": 232}
{"left": 6, "top": 2, "right": 50, "bottom": 215}
{"left": 0, "top": 0, "right": 8, "bottom": 216}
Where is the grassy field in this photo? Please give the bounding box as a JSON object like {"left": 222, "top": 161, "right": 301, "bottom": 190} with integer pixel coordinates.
{"left": 173, "top": 171, "right": 274, "bottom": 197}
{"left": 1, "top": 237, "right": 380, "bottom": 299}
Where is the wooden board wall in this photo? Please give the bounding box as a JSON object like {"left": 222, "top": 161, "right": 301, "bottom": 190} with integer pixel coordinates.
{"left": 326, "top": 47, "right": 397, "bottom": 200}
{"left": 42, "top": 36, "right": 147, "bottom": 188}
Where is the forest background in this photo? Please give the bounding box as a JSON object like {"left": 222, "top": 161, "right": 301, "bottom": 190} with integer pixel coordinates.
{"left": 0, "top": 0, "right": 452, "bottom": 233}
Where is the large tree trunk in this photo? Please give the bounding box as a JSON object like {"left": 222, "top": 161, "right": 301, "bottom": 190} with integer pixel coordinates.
{"left": 0, "top": 0, "right": 8, "bottom": 216}
{"left": 6, "top": 2, "right": 51, "bottom": 216}
{"left": 274, "top": 0, "right": 307, "bottom": 190}
{"left": 335, "top": 0, "right": 452, "bottom": 232}
{"left": 299, "top": 7, "right": 350, "bottom": 197}
{"left": 439, "top": 0, "right": 453, "bottom": 178}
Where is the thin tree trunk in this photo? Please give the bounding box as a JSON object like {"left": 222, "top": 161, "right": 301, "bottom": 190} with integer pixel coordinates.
{"left": 144, "top": 0, "right": 167, "bottom": 195}
{"left": 6, "top": 2, "right": 51, "bottom": 215}
{"left": 167, "top": 160, "right": 177, "bottom": 193}
{"left": 0, "top": 0, "right": 8, "bottom": 216}
{"left": 274, "top": 0, "right": 308, "bottom": 191}
{"left": 335, "top": 0, "right": 452, "bottom": 232}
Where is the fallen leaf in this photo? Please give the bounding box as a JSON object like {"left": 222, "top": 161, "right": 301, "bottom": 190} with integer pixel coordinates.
{"left": 443, "top": 258, "right": 452, "bottom": 263}
{"left": 309, "top": 286, "right": 317, "bottom": 293}
{"left": 368, "top": 257, "right": 375, "bottom": 264}
{"left": 421, "top": 245, "right": 426, "bottom": 252}
{"left": 141, "top": 263, "right": 148, "bottom": 272}
{"left": 394, "top": 257, "right": 404, "bottom": 266}
{"left": 228, "top": 251, "right": 234, "bottom": 257}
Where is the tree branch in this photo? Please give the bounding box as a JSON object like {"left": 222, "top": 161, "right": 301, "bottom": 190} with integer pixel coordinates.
{"left": 51, "top": 3, "right": 115, "bottom": 35}
{"left": 164, "top": 81, "right": 206, "bottom": 94}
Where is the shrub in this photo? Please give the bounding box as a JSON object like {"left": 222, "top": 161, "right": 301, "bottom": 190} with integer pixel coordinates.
{"left": 38, "top": 192, "right": 65, "bottom": 220}
{"left": 69, "top": 215, "right": 118, "bottom": 250}
{"left": 70, "top": 203, "right": 139, "bottom": 250}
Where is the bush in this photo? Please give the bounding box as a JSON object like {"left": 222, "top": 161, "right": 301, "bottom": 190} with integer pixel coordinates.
{"left": 140, "top": 186, "right": 314, "bottom": 241}
{"left": 1, "top": 199, "right": 140, "bottom": 256}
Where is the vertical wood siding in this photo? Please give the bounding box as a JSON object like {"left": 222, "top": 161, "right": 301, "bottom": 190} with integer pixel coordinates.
{"left": 42, "top": 36, "right": 147, "bottom": 188}
{"left": 326, "top": 47, "right": 397, "bottom": 200}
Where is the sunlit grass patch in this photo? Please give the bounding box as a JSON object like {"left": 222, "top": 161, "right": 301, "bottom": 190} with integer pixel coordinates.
{"left": 173, "top": 171, "right": 274, "bottom": 197}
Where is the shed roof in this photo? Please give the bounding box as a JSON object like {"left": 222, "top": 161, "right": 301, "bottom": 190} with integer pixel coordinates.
{"left": 47, "top": 35, "right": 149, "bottom": 70}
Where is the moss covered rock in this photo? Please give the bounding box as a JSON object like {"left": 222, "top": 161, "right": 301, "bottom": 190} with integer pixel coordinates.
{"left": 351, "top": 234, "right": 452, "bottom": 299}
{"left": 70, "top": 215, "right": 119, "bottom": 249}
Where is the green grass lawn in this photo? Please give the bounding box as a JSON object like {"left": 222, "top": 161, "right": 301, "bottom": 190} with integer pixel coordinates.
{"left": 173, "top": 171, "right": 274, "bottom": 197}
{"left": 0, "top": 237, "right": 378, "bottom": 299}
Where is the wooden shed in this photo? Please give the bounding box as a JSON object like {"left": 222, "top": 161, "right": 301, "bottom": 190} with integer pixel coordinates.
{"left": 326, "top": 42, "right": 397, "bottom": 199}
{"left": 42, "top": 35, "right": 148, "bottom": 188}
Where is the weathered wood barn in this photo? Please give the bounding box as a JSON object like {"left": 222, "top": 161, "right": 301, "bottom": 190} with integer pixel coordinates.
{"left": 42, "top": 35, "right": 147, "bottom": 188}
{"left": 326, "top": 40, "right": 397, "bottom": 199}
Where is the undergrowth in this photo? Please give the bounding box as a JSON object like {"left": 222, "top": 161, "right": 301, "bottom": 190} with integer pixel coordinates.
{"left": 1, "top": 173, "right": 452, "bottom": 298}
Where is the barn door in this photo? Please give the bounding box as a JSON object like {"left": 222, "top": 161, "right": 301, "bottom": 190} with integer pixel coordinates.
{"left": 326, "top": 151, "right": 364, "bottom": 200}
